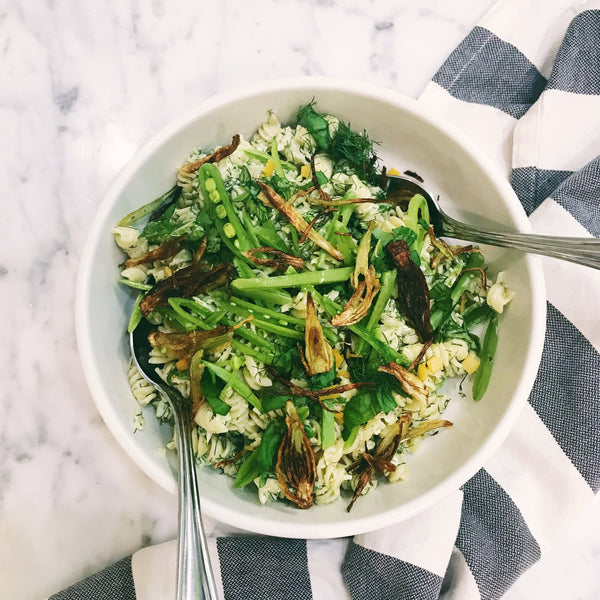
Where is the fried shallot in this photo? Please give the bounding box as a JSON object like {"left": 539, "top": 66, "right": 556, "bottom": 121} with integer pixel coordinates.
{"left": 265, "top": 365, "right": 371, "bottom": 413}
{"left": 332, "top": 221, "right": 380, "bottom": 327}
{"left": 256, "top": 181, "right": 344, "bottom": 261}
{"left": 243, "top": 247, "right": 305, "bottom": 270}
{"left": 178, "top": 134, "right": 241, "bottom": 174}
{"left": 122, "top": 235, "right": 188, "bottom": 269}
{"left": 148, "top": 326, "right": 233, "bottom": 362}
{"left": 347, "top": 414, "right": 412, "bottom": 512}
{"left": 301, "top": 291, "right": 335, "bottom": 376}
{"left": 378, "top": 361, "right": 429, "bottom": 411}
{"left": 276, "top": 401, "right": 316, "bottom": 509}
{"left": 140, "top": 262, "right": 233, "bottom": 316}
{"left": 386, "top": 240, "right": 432, "bottom": 343}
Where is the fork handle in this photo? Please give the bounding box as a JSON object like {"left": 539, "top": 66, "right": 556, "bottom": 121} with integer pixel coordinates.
{"left": 161, "top": 385, "right": 219, "bottom": 600}
{"left": 443, "top": 215, "right": 600, "bottom": 270}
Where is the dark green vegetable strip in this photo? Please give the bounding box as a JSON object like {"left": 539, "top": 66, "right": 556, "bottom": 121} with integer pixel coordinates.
{"left": 405, "top": 194, "right": 429, "bottom": 233}
{"left": 234, "top": 449, "right": 260, "bottom": 487}
{"left": 254, "top": 223, "right": 289, "bottom": 252}
{"left": 202, "top": 360, "right": 262, "bottom": 411}
{"left": 297, "top": 102, "right": 331, "bottom": 150}
{"left": 430, "top": 253, "right": 486, "bottom": 330}
{"left": 231, "top": 286, "right": 293, "bottom": 306}
{"left": 355, "top": 270, "right": 396, "bottom": 354}
{"left": 239, "top": 210, "right": 261, "bottom": 249}
{"left": 225, "top": 296, "right": 306, "bottom": 327}
{"left": 243, "top": 148, "right": 296, "bottom": 171}
{"left": 231, "top": 339, "right": 277, "bottom": 366}
{"left": 450, "top": 253, "right": 485, "bottom": 304}
{"left": 472, "top": 312, "right": 499, "bottom": 401}
{"left": 198, "top": 164, "right": 253, "bottom": 251}
{"left": 232, "top": 267, "right": 354, "bottom": 291}
{"left": 119, "top": 279, "right": 153, "bottom": 291}
{"left": 205, "top": 392, "right": 231, "bottom": 416}
{"left": 117, "top": 185, "right": 179, "bottom": 227}
{"left": 127, "top": 295, "right": 144, "bottom": 333}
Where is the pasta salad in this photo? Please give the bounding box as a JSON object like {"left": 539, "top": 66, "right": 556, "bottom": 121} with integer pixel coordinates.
{"left": 114, "top": 102, "right": 513, "bottom": 510}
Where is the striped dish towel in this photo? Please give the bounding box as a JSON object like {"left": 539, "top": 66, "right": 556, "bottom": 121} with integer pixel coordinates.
{"left": 52, "top": 1, "right": 600, "bottom": 598}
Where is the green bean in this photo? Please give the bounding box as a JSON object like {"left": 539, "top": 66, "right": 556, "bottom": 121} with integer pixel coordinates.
{"left": 226, "top": 296, "right": 306, "bottom": 327}
{"left": 232, "top": 286, "right": 293, "bottom": 306}
{"left": 472, "top": 312, "right": 498, "bottom": 400}
{"left": 232, "top": 267, "right": 354, "bottom": 291}
{"left": 198, "top": 164, "right": 254, "bottom": 252}
{"left": 243, "top": 148, "right": 296, "bottom": 171}
{"left": 430, "top": 253, "right": 486, "bottom": 330}
{"left": 127, "top": 294, "right": 144, "bottom": 333}
{"left": 405, "top": 194, "right": 429, "bottom": 233}
{"left": 118, "top": 279, "right": 153, "bottom": 291}
{"left": 230, "top": 339, "right": 277, "bottom": 366}
{"left": 117, "top": 185, "right": 179, "bottom": 227}
{"left": 355, "top": 270, "right": 396, "bottom": 354}
{"left": 202, "top": 360, "right": 262, "bottom": 411}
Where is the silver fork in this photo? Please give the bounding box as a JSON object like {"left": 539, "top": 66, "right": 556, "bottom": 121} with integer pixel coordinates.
{"left": 130, "top": 318, "right": 218, "bottom": 600}
{"left": 384, "top": 173, "right": 600, "bottom": 270}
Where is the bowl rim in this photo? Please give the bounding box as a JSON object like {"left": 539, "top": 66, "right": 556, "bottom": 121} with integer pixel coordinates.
{"left": 75, "top": 76, "right": 546, "bottom": 538}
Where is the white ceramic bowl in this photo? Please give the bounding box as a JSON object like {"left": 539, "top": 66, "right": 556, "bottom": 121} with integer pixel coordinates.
{"left": 76, "top": 77, "right": 546, "bottom": 538}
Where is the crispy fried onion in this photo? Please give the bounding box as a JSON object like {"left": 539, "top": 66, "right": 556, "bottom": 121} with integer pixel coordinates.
{"left": 386, "top": 240, "right": 432, "bottom": 343}
{"left": 178, "top": 134, "right": 241, "bottom": 174}
{"left": 276, "top": 400, "right": 316, "bottom": 509}
{"left": 256, "top": 181, "right": 344, "bottom": 261}
{"left": 194, "top": 236, "right": 208, "bottom": 263}
{"left": 378, "top": 361, "right": 429, "bottom": 411}
{"left": 243, "top": 247, "right": 305, "bottom": 270}
{"left": 301, "top": 292, "right": 335, "bottom": 376}
{"left": 429, "top": 227, "right": 481, "bottom": 269}
{"left": 140, "top": 262, "right": 233, "bottom": 316}
{"left": 212, "top": 446, "right": 250, "bottom": 470}
{"left": 123, "top": 235, "right": 188, "bottom": 269}
{"left": 265, "top": 365, "right": 371, "bottom": 413}
{"left": 148, "top": 325, "right": 233, "bottom": 362}
{"left": 298, "top": 208, "right": 336, "bottom": 244}
{"left": 332, "top": 222, "right": 380, "bottom": 327}
{"left": 428, "top": 227, "right": 455, "bottom": 269}
{"left": 400, "top": 419, "right": 453, "bottom": 444}
{"left": 347, "top": 414, "right": 412, "bottom": 512}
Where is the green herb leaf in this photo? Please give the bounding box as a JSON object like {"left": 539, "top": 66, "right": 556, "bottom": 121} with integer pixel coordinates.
{"left": 234, "top": 449, "right": 260, "bottom": 487}
{"left": 297, "top": 102, "right": 331, "bottom": 151}
{"left": 256, "top": 421, "right": 285, "bottom": 472}
{"left": 342, "top": 393, "right": 376, "bottom": 440}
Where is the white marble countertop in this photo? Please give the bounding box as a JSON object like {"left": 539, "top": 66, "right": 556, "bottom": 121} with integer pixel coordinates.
{"left": 3, "top": 1, "right": 600, "bottom": 599}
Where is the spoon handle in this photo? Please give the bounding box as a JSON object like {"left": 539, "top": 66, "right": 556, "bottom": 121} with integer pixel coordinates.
{"left": 161, "top": 385, "right": 219, "bottom": 600}
{"left": 442, "top": 215, "right": 600, "bottom": 270}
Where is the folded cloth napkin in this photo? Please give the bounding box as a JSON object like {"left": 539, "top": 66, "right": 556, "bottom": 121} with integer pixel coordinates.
{"left": 51, "top": 0, "right": 600, "bottom": 598}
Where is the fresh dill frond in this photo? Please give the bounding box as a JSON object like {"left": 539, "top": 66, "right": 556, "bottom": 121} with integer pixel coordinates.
{"left": 330, "top": 121, "right": 379, "bottom": 183}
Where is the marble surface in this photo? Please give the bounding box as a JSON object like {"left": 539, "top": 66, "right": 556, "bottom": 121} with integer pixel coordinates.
{"left": 3, "top": 1, "right": 600, "bottom": 599}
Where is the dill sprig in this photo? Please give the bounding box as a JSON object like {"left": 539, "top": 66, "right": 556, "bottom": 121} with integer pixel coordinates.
{"left": 330, "top": 121, "right": 379, "bottom": 183}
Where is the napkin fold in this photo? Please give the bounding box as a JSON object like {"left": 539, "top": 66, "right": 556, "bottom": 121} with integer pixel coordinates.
{"left": 52, "top": 1, "right": 600, "bottom": 598}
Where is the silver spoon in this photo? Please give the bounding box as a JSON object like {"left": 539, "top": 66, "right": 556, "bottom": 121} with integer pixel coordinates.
{"left": 383, "top": 172, "right": 600, "bottom": 270}
{"left": 130, "top": 318, "right": 218, "bottom": 600}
